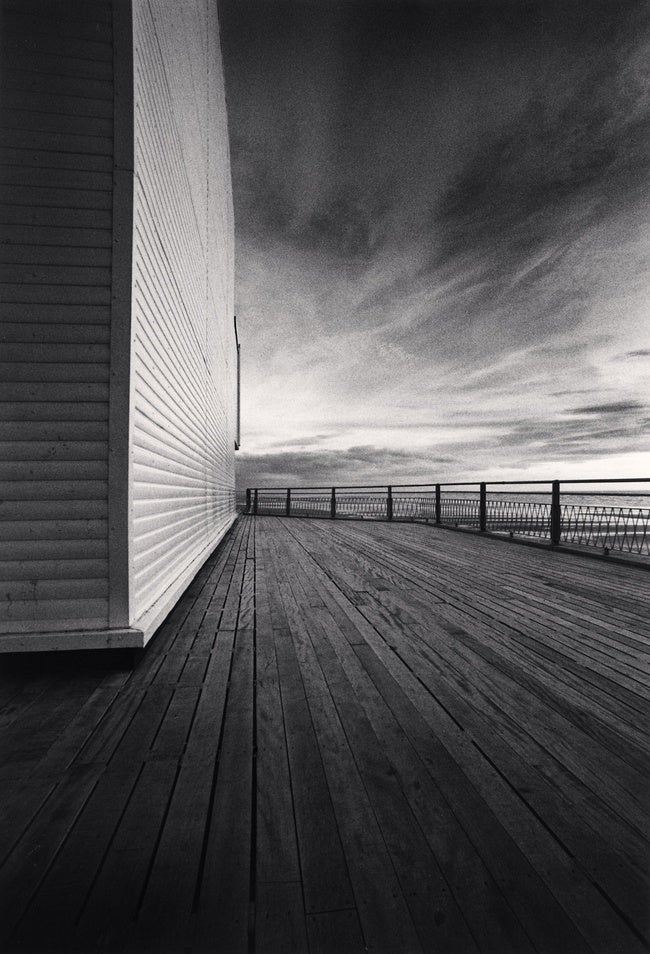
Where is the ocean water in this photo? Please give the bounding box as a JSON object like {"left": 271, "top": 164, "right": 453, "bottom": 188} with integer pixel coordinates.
{"left": 238, "top": 492, "right": 650, "bottom": 511}
{"left": 446, "top": 492, "right": 650, "bottom": 510}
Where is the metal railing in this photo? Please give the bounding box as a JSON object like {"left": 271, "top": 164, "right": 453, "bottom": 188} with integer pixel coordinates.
{"left": 243, "top": 479, "right": 650, "bottom": 558}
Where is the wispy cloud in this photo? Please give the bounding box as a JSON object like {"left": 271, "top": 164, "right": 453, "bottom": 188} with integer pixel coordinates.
{"left": 236, "top": 445, "right": 458, "bottom": 488}
{"left": 221, "top": 0, "right": 650, "bottom": 487}
{"left": 570, "top": 401, "right": 645, "bottom": 415}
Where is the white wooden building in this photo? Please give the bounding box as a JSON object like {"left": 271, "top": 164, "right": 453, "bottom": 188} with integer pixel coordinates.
{"left": 0, "top": 0, "right": 239, "bottom": 651}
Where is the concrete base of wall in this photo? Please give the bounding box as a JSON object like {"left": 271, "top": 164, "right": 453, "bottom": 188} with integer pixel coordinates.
{"left": 0, "top": 627, "right": 146, "bottom": 653}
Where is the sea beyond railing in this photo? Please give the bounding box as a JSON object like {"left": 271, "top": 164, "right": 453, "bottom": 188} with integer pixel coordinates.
{"left": 242, "top": 478, "right": 650, "bottom": 559}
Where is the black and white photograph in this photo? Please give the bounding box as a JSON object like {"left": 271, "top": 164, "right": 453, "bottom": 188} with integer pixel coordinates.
{"left": 0, "top": 0, "right": 649, "bottom": 951}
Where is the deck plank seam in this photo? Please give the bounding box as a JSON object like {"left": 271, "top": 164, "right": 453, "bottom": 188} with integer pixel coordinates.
{"left": 285, "top": 569, "right": 482, "bottom": 953}
{"left": 275, "top": 532, "right": 488, "bottom": 951}
{"left": 377, "top": 602, "right": 650, "bottom": 843}
{"left": 275, "top": 520, "right": 646, "bottom": 951}
{"left": 263, "top": 529, "right": 361, "bottom": 928}
{"left": 471, "top": 736, "right": 650, "bottom": 950}
{"left": 374, "top": 588, "right": 650, "bottom": 786}
{"left": 280, "top": 537, "right": 545, "bottom": 952}
{"left": 191, "top": 520, "right": 252, "bottom": 916}
{"left": 132, "top": 759, "right": 184, "bottom": 922}
{"left": 3, "top": 765, "right": 106, "bottom": 942}
{"left": 325, "top": 526, "right": 649, "bottom": 664}
{"left": 330, "top": 531, "right": 650, "bottom": 701}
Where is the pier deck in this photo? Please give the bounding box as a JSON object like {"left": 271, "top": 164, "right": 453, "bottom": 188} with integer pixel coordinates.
{"left": 0, "top": 516, "right": 648, "bottom": 953}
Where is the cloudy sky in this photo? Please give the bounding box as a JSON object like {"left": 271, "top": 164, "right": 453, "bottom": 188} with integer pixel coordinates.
{"left": 218, "top": 0, "right": 650, "bottom": 489}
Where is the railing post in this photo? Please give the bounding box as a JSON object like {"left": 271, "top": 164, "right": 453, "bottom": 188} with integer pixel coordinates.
{"left": 286, "top": 488, "right": 291, "bottom": 517}
{"left": 330, "top": 487, "right": 336, "bottom": 519}
{"left": 387, "top": 486, "right": 393, "bottom": 521}
{"left": 551, "top": 480, "right": 561, "bottom": 545}
{"left": 246, "top": 488, "right": 251, "bottom": 513}
{"left": 435, "top": 484, "right": 441, "bottom": 524}
{"left": 253, "top": 489, "right": 258, "bottom": 516}
{"left": 479, "top": 482, "right": 487, "bottom": 532}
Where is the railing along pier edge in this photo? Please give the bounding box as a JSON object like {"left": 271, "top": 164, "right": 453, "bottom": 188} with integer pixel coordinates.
{"left": 242, "top": 477, "right": 650, "bottom": 561}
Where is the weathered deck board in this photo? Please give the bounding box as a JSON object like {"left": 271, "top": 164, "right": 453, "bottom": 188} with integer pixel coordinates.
{"left": 0, "top": 515, "right": 648, "bottom": 954}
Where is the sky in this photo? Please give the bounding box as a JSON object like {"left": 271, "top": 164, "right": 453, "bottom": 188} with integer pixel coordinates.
{"left": 218, "top": 0, "right": 650, "bottom": 490}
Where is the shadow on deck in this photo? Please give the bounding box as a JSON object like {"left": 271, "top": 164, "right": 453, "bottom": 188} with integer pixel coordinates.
{"left": 0, "top": 516, "right": 648, "bottom": 953}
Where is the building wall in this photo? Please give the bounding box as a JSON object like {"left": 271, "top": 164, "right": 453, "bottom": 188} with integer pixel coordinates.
{"left": 0, "top": 0, "right": 237, "bottom": 648}
{"left": 0, "top": 0, "right": 115, "bottom": 635}
{"left": 130, "top": 0, "right": 236, "bottom": 637}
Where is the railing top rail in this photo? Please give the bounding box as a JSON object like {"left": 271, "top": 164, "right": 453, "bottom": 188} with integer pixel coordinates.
{"left": 248, "top": 477, "right": 650, "bottom": 492}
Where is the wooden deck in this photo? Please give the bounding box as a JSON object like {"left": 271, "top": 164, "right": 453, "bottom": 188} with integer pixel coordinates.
{"left": 0, "top": 515, "right": 648, "bottom": 954}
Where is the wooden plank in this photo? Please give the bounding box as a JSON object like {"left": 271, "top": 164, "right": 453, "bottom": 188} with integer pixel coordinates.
{"left": 255, "top": 882, "right": 308, "bottom": 954}
{"left": 0, "top": 775, "right": 56, "bottom": 865}
{"left": 0, "top": 542, "right": 107, "bottom": 568}
{"left": 0, "top": 482, "right": 107, "bottom": 502}
{"left": 297, "top": 594, "right": 481, "bottom": 954}
{"left": 270, "top": 549, "right": 423, "bottom": 953}
{"left": 0, "top": 664, "right": 57, "bottom": 731}
{"left": 193, "top": 617, "right": 254, "bottom": 954}
{"left": 271, "top": 608, "right": 356, "bottom": 914}
{"left": 0, "top": 322, "right": 110, "bottom": 348}
{"left": 177, "top": 653, "right": 210, "bottom": 686}
{"left": 0, "top": 224, "right": 112, "bottom": 249}
{"left": 302, "top": 520, "right": 649, "bottom": 709}
{"left": 0, "top": 303, "right": 111, "bottom": 323}
{"left": 0, "top": 128, "right": 112, "bottom": 156}
{"left": 186, "top": 529, "right": 255, "bottom": 943}
{"left": 0, "top": 388, "right": 108, "bottom": 412}
{"left": 282, "top": 519, "right": 650, "bottom": 950}
{"left": 1, "top": 103, "right": 112, "bottom": 135}
{"left": 2, "top": 90, "right": 113, "bottom": 120}
{"left": 350, "top": 614, "right": 647, "bottom": 953}
{"left": 0, "top": 73, "right": 113, "bottom": 102}
{"left": 0, "top": 518, "right": 107, "bottom": 542}
{"left": 149, "top": 543, "right": 242, "bottom": 687}
{"left": 1, "top": 578, "right": 108, "bottom": 605}
{"left": 0, "top": 497, "right": 107, "bottom": 521}
{"left": 0, "top": 515, "right": 647, "bottom": 954}
{"left": 148, "top": 686, "right": 200, "bottom": 760}
{"left": 1, "top": 52, "right": 113, "bottom": 84}
{"left": 74, "top": 685, "right": 151, "bottom": 767}
{"left": 367, "top": 597, "right": 650, "bottom": 865}
{"left": 255, "top": 558, "right": 301, "bottom": 885}
{"left": 29, "top": 675, "right": 129, "bottom": 780}
{"left": 3, "top": 0, "right": 112, "bottom": 22}
{"left": 74, "top": 759, "right": 179, "bottom": 953}
{"left": 0, "top": 673, "right": 105, "bottom": 778}
{"left": 122, "top": 755, "right": 214, "bottom": 953}
{"left": 0, "top": 763, "right": 102, "bottom": 945}
{"left": 182, "top": 632, "right": 236, "bottom": 765}
{"left": 0, "top": 403, "right": 109, "bottom": 422}
{"left": 0, "top": 245, "right": 112, "bottom": 268}
{"left": 0, "top": 204, "right": 112, "bottom": 230}
{"left": 276, "top": 529, "right": 531, "bottom": 952}
{"left": 4, "top": 5, "right": 112, "bottom": 34}
{"left": 429, "top": 602, "right": 650, "bottom": 757}
{"left": 0, "top": 360, "right": 109, "bottom": 382}
{"left": 8, "top": 766, "right": 144, "bottom": 953}
{"left": 306, "top": 909, "right": 366, "bottom": 954}
{"left": 105, "top": 685, "right": 174, "bottom": 771}
{"left": 359, "top": 587, "right": 649, "bottom": 830}
{"left": 0, "top": 343, "right": 109, "bottom": 365}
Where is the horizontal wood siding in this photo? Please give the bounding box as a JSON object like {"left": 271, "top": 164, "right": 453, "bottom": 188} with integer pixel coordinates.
{"left": 0, "top": 0, "right": 114, "bottom": 636}
{"left": 130, "top": 0, "right": 236, "bottom": 634}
